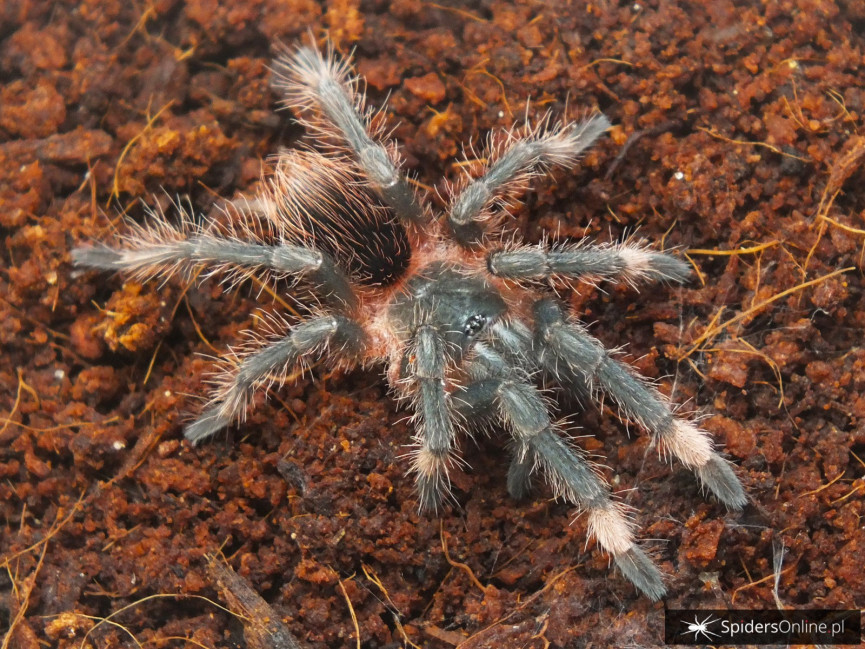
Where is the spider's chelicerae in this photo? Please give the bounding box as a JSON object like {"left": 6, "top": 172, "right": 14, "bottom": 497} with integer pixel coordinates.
{"left": 73, "top": 41, "right": 746, "bottom": 600}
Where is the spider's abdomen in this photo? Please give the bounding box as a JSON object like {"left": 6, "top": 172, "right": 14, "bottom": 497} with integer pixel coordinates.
{"left": 268, "top": 148, "right": 411, "bottom": 285}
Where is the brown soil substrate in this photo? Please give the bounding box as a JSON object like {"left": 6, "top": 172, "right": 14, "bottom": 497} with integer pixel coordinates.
{"left": 2, "top": 1, "right": 864, "bottom": 647}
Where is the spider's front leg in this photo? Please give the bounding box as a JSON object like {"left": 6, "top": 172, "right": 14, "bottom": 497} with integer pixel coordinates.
{"left": 533, "top": 298, "right": 747, "bottom": 509}
{"left": 455, "top": 335, "right": 667, "bottom": 600}
{"left": 185, "top": 314, "right": 366, "bottom": 443}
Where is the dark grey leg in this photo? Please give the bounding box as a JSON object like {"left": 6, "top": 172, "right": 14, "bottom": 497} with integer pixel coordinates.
{"left": 185, "top": 315, "right": 365, "bottom": 443}
{"left": 456, "top": 320, "right": 538, "bottom": 498}
{"left": 402, "top": 324, "right": 458, "bottom": 511}
{"left": 73, "top": 232, "right": 358, "bottom": 309}
{"left": 533, "top": 298, "right": 747, "bottom": 509}
{"left": 447, "top": 114, "right": 611, "bottom": 246}
{"left": 272, "top": 44, "right": 425, "bottom": 224}
{"left": 449, "top": 373, "right": 536, "bottom": 500}
{"left": 488, "top": 241, "right": 691, "bottom": 285}
{"left": 462, "top": 341, "right": 667, "bottom": 600}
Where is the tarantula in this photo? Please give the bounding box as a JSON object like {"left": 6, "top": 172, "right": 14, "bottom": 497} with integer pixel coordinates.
{"left": 73, "top": 40, "right": 746, "bottom": 600}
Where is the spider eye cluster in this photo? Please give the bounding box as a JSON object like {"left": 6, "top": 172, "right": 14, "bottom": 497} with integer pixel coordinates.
{"left": 463, "top": 314, "right": 487, "bottom": 337}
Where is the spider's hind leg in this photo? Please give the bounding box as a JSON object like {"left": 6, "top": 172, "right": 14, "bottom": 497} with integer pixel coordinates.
{"left": 272, "top": 42, "right": 424, "bottom": 224}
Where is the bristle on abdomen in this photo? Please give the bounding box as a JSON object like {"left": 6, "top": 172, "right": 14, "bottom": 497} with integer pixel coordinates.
{"left": 265, "top": 149, "right": 411, "bottom": 285}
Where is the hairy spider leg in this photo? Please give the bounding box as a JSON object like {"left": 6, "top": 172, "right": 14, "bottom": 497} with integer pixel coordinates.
{"left": 401, "top": 323, "right": 460, "bottom": 512}
{"left": 446, "top": 113, "right": 612, "bottom": 246}
{"left": 450, "top": 319, "right": 539, "bottom": 498}
{"left": 533, "top": 299, "right": 747, "bottom": 509}
{"left": 455, "top": 337, "right": 667, "bottom": 600}
{"left": 185, "top": 315, "right": 367, "bottom": 443}
{"left": 487, "top": 239, "right": 692, "bottom": 286}
{"left": 272, "top": 42, "right": 425, "bottom": 224}
{"left": 71, "top": 216, "right": 358, "bottom": 309}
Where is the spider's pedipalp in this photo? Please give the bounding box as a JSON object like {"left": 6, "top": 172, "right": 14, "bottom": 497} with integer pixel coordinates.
{"left": 453, "top": 379, "right": 500, "bottom": 423}
{"left": 470, "top": 320, "right": 542, "bottom": 497}
{"left": 533, "top": 298, "right": 747, "bottom": 509}
{"left": 447, "top": 113, "right": 611, "bottom": 246}
{"left": 185, "top": 314, "right": 366, "bottom": 443}
{"left": 272, "top": 42, "right": 424, "bottom": 224}
{"left": 455, "top": 327, "right": 536, "bottom": 497}
{"left": 488, "top": 240, "right": 692, "bottom": 286}
{"left": 486, "top": 318, "right": 535, "bottom": 368}
{"left": 403, "top": 324, "right": 459, "bottom": 512}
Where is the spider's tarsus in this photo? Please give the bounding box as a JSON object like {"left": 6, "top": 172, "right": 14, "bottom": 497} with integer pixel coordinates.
{"left": 71, "top": 245, "right": 127, "bottom": 270}
{"left": 415, "top": 464, "right": 448, "bottom": 512}
{"left": 697, "top": 454, "right": 748, "bottom": 509}
{"left": 506, "top": 449, "right": 535, "bottom": 500}
{"left": 625, "top": 248, "right": 692, "bottom": 284}
{"left": 613, "top": 546, "right": 667, "bottom": 601}
{"left": 184, "top": 407, "right": 230, "bottom": 444}
{"left": 562, "top": 112, "right": 613, "bottom": 154}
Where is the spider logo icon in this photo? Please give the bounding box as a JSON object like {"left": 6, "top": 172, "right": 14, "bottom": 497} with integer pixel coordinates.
{"left": 681, "top": 614, "right": 721, "bottom": 641}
